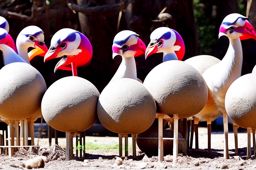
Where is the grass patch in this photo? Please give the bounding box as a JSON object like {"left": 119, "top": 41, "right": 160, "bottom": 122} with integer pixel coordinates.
{"left": 85, "top": 142, "right": 120, "bottom": 151}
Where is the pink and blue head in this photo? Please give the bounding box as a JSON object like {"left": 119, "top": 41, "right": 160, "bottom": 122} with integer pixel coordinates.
{"left": 44, "top": 28, "right": 93, "bottom": 75}
{"left": 145, "top": 27, "right": 185, "bottom": 61}
{"left": 0, "top": 16, "right": 9, "bottom": 32}
{"left": 112, "top": 30, "right": 146, "bottom": 59}
{"left": 16, "top": 25, "right": 48, "bottom": 61}
{"left": 0, "top": 28, "right": 16, "bottom": 51}
{"left": 219, "top": 13, "right": 256, "bottom": 40}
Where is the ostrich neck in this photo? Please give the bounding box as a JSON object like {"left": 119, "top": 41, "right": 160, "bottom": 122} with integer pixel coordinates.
{"left": 110, "top": 57, "right": 137, "bottom": 82}
{"left": 221, "top": 37, "right": 243, "bottom": 84}
{"left": 204, "top": 37, "right": 243, "bottom": 113}
{"left": 163, "top": 52, "right": 178, "bottom": 62}
{"left": 16, "top": 39, "right": 29, "bottom": 63}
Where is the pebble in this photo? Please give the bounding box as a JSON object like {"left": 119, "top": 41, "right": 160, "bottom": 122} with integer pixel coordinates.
{"left": 234, "top": 156, "right": 242, "bottom": 160}
{"left": 142, "top": 155, "right": 150, "bottom": 162}
{"left": 194, "top": 161, "right": 200, "bottom": 166}
{"left": 165, "top": 155, "right": 172, "bottom": 162}
{"left": 221, "top": 164, "right": 229, "bottom": 169}
{"left": 138, "top": 162, "right": 147, "bottom": 169}
{"left": 21, "top": 156, "right": 45, "bottom": 169}
{"left": 115, "top": 157, "right": 123, "bottom": 166}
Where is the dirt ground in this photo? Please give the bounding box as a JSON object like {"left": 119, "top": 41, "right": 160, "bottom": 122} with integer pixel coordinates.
{"left": 1, "top": 127, "right": 256, "bottom": 169}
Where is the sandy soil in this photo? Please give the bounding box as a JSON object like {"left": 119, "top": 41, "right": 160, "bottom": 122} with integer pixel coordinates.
{"left": 1, "top": 127, "right": 256, "bottom": 169}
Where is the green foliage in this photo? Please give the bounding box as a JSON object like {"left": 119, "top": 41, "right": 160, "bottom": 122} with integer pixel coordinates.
{"left": 83, "top": 142, "right": 120, "bottom": 151}
{"left": 193, "top": 0, "right": 216, "bottom": 54}
{"left": 193, "top": 0, "right": 246, "bottom": 54}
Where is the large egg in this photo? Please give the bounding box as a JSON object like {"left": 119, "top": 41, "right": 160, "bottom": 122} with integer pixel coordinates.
{"left": 0, "top": 62, "right": 46, "bottom": 120}
{"left": 143, "top": 60, "right": 208, "bottom": 118}
{"left": 225, "top": 74, "right": 256, "bottom": 129}
{"left": 41, "top": 76, "right": 99, "bottom": 133}
{"left": 185, "top": 55, "right": 220, "bottom": 74}
{"left": 97, "top": 78, "right": 156, "bottom": 134}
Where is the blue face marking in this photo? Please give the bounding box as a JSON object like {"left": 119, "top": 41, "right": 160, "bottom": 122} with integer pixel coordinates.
{"left": 0, "top": 22, "right": 6, "bottom": 29}
{"left": 65, "top": 32, "right": 77, "bottom": 42}
{"left": 57, "top": 39, "right": 61, "bottom": 45}
{"left": 0, "top": 32, "right": 7, "bottom": 40}
{"left": 114, "top": 35, "right": 132, "bottom": 46}
{"left": 56, "top": 32, "right": 77, "bottom": 46}
{"left": 33, "top": 31, "right": 43, "bottom": 37}
{"left": 160, "top": 32, "right": 171, "bottom": 40}
{"left": 222, "top": 17, "right": 247, "bottom": 26}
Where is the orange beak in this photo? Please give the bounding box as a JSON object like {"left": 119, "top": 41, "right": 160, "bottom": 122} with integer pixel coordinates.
{"left": 28, "top": 41, "right": 48, "bottom": 61}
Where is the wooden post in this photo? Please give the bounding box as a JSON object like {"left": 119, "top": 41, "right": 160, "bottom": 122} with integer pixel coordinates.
{"left": 173, "top": 114, "right": 179, "bottom": 165}
{"left": 118, "top": 134, "right": 123, "bottom": 157}
{"left": 24, "top": 119, "right": 28, "bottom": 146}
{"left": 132, "top": 134, "right": 136, "bottom": 158}
{"left": 20, "top": 120, "right": 24, "bottom": 146}
{"left": 189, "top": 119, "right": 194, "bottom": 149}
{"left": 4, "top": 129, "right": 6, "bottom": 154}
{"left": 185, "top": 120, "right": 192, "bottom": 149}
{"left": 157, "top": 114, "right": 164, "bottom": 162}
{"left": 207, "top": 121, "right": 211, "bottom": 152}
{"left": 223, "top": 114, "right": 229, "bottom": 159}
{"left": 15, "top": 121, "right": 20, "bottom": 146}
{"left": 247, "top": 128, "right": 252, "bottom": 159}
{"left": 124, "top": 134, "right": 128, "bottom": 157}
{"left": 79, "top": 134, "right": 82, "bottom": 158}
{"left": 75, "top": 135, "right": 78, "bottom": 158}
{"left": 7, "top": 123, "right": 15, "bottom": 157}
{"left": 194, "top": 121, "right": 199, "bottom": 149}
{"left": 233, "top": 124, "right": 239, "bottom": 156}
{"left": 55, "top": 130, "right": 58, "bottom": 145}
{"left": 83, "top": 132, "right": 86, "bottom": 157}
{"left": 66, "top": 132, "right": 74, "bottom": 160}
{"left": 48, "top": 127, "right": 52, "bottom": 146}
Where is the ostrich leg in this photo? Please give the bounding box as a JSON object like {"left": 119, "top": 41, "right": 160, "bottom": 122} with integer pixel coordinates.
{"left": 207, "top": 121, "right": 211, "bottom": 152}
{"left": 223, "top": 113, "right": 229, "bottom": 159}
{"left": 247, "top": 128, "right": 252, "bottom": 159}
{"left": 233, "top": 124, "right": 239, "bottom": 156}
{"left": 66, "top": 132, "right": 74, "bottom": 160}
{"left": 118, "top": 134, "right": 123, "bottom": 157}
{"left": 7, "top": 121, "right": 15, "bottom": 157}
{"left": 194, "top": 118, "right": 199, "bottom": 149}
{"left": 132, "top": 134, "right": 137, "bottom": 158}
{"left": 173, "top": 114, "right": 179, "bottom": 165}
{"left": 157, "top": 113, "right": 164, "bottom": 162}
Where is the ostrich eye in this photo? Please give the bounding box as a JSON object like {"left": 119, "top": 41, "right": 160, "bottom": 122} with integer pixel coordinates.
{"left": 121, "top": 45, "right": 129, "bottom": 51}
{"left": 50, "top": 46, "right": 56, "bottom": 51}
{"left": 229, "top": 26, "right": 235, "bottom": 34}
{"left": 157, "top": 40, "right": 163, "bottom": 46}
{"left": 29, "top": 36, "right": 35, "bottom": 41}
{"left": 60, "top": 43, "right": 67, "bottom": 49}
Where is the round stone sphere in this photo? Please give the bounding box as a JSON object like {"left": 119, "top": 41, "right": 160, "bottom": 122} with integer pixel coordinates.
{"left": 41, "top": 76, "right": 99, "bottom": 133}
{"left": 143, "top": 60, "right": 208, "bottom": 118}
{"left": 97, "top": 78, "right": 156, "bottom": 134}
{"left": 0, "top": 62, "right": 46, "bottom": 120}
{"left": 225, "top": 74, "right": 256, "bottom": 129}
{"left": 185, "top": 55, "right": 220, "bottom": 74}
